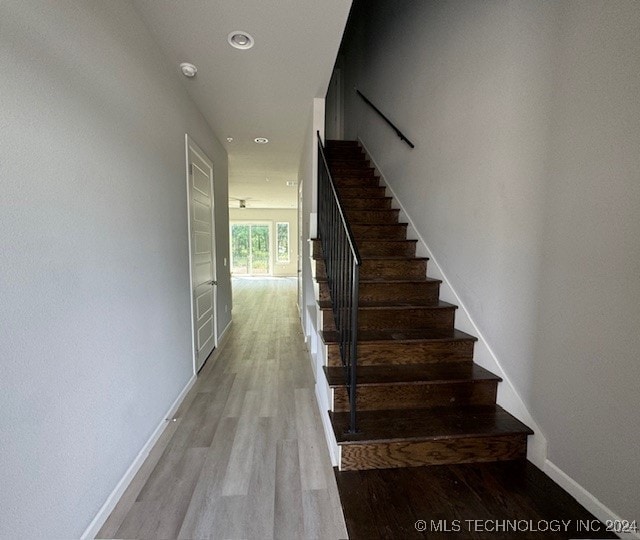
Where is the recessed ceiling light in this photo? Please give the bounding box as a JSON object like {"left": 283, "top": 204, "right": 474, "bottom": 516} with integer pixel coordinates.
{"left": 254, "top": 137, "right": 269, "bottom": 144}
{"left": 226, "top": 137, "right": 233, "bottom": 142}
{"left": 286, "top": 181, "right": 297, "bottom": 186}
{"left": 179, "top": 62, "right": 197, "bottom": 77}
{"left": 228, "top": 31, "right": 254, "bottom": 50}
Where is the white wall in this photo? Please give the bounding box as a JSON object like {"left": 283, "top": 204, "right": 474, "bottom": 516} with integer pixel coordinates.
{"left": 0, "top": 1, "right": 230, "bottom": 537}
{"left": 298, "top": 99, "right": 325, "bottom": 336}
{"left": 340, "top": 0, "right": 640, "bottom": 525}
{"left": 532, "top": 1, "right": 640, "bottom": 525}
{"left": 229, "top": 208, "right": 298, "bottom": 276}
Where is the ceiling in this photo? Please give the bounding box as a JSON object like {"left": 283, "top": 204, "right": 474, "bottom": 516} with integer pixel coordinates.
{"left": 133, "top": 0, "right": 353, "bottom": 209}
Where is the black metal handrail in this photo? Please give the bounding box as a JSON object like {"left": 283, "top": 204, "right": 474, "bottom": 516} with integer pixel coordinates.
{"left": 355, "top": 88, "right": 415, "bottom": 149}
{"left": 317, "top": 131, "right": 360, "bottom": 433}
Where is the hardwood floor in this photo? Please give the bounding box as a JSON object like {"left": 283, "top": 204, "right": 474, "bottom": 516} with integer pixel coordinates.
{"left": 97, "top": 277, "right": 348, "bottom": 540}
{"left": 335, "top": 461, "right": 618, "bottom": 540}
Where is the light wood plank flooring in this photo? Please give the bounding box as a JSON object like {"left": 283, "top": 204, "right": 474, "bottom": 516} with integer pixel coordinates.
{"left": 98, "top": 277, "right": 348, "bottom": 539}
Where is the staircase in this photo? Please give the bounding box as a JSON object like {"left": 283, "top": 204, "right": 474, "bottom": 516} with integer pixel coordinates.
{"left": 313, "top": 140, "right": 532, "bottom": 471}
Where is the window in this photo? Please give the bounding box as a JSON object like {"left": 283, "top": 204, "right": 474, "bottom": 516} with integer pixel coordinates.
{"left": 276, "top": 222, "right": 290, "bottom": 263}
{"left": 230, "top": 223, "right": 271, "bottom": 275}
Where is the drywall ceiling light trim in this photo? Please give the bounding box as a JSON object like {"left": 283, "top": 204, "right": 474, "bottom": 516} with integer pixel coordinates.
{"left": 254, "top": 137, "right": 269, "bottom": 144}
{"left": 228, "top": 31, "right": 254, "bottom": 50}
{"left": 180, "top": 62, "right": 197, "bottom": 77}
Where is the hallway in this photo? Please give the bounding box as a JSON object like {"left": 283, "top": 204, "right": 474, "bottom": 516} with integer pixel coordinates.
{"left": 98, "top": 278, "right": 347, "bottom": 539}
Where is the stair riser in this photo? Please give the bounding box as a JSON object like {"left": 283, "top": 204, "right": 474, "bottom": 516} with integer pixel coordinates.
{"left": 314, "top": 238, "right": 416, "bottom": 258}
{"left": 326, "top": 139, "right": 360, "bottom": 150}
{"left": 314, "top": 258, "right": 427, "bottom": 281}
{"left": 345, "top": 209, "right": 400, "bottom": 223}
{"left": 358, "top": 241, "right": 416, "bottom": 257}
{"left": 338, "top": 187, "right": 387, "bottom": 199}
{"left": 330, "top": 167, "right": 376, "bottom": 177}
{"left": 360, "top": 281, "right": 440, "bottom": 304}
{"left": 322, "top": 307, "right": 455, "bottom": 332}
{"left": 330, "top": 159, "right": 369, "bottom": 168}
{"left": 319, "top": 281, "right": 440, "bottom": 305}
{"left": 314, "top": 240, "right": 417, "bottom": 259}
{"left": 326, "top": 340, "right": 475, "bottom": 366}
{"left": 311, "top": 238, "right": 416, "bottom": 259}
{"left": 333, "top": 177, "right": 381, "bottom": 188}
{"left": 339, "top": 434, "right": 528, "bottom": 471}
{"left": 332, "top": 381, "right": 498, "bottom": 412}
{"left": 326, "top": 146, "right": 362, "bottom": 155}
{"left": 340, "top": 198, "right": 392, "bottom": 210}
{"left": 326, "top": 153, "right": 365, "bottom": 162}
{"left": 351, "top": 224, "right": 408, "bottom": 240}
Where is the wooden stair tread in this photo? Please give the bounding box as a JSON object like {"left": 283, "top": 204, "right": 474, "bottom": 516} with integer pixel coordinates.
{"left": 346, "top": 208, "right": 397, "bottom": 212}
{"left": 359, "top": 277, "right": 440, "bottom": 284}
{"left": 324, "top": 363, "right": 501, "bottom": 386}
{"left": 327, "top": 140, "right": 359, "bottom": 145}
{"left": 331, "top": 405, "right": 533, "bottom": 445}
{"left": 350, "top": 222, "right": 408, "bottom": 227}
{"left": 316, "top": 277, "right": 441, "bottom": 285}
{"left": 321, "top": 327, "right": 477, "bottom": 344}
{"left": 356, "top": 239, "right": 417, "bottom": 244}
{"left": 341, "top": 195, "right": 392, "bottom": 201}
{"left": 340, "top": 194, "right": 387, "bottom": 199}
{"left": 318, "top": 300, "right": 456, "bottom": 310}
{"left": 312, "top": 253, "right": 427, "bottom": 261}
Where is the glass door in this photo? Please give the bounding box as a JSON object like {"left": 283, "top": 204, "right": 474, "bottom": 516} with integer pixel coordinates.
{"left": 230, "top": 223, "right": 271, "bottom": 275}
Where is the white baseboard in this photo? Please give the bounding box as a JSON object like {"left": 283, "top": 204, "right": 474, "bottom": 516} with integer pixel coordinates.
{"left": 81, "top": 374, "right": 197, "bottom": 540}
{"left": 544, "top": 460, "right": 640, "bottom": 540}
{"left": 218, "top": 318, "right": 232, "bottom": 344}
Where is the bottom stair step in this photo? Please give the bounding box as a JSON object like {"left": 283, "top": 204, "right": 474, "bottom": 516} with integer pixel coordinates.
{"left": 331, "top": 405, "right": 532, "bottom": 471}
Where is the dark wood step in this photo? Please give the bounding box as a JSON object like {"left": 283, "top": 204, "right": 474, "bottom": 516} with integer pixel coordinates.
{"left": 330, "top": 158, "right": 369, "bottom": 167}
{"left": 326, "top": 151, "right": 365, "bottom": 161}
{"left": 327, "top": 140, "right": 359, "bottom": 147}
{"left": 326, "top": 363, "right": 500, "bottom": 412}
{"left": 332, "top": 176, "right": 381, "bottom": 188}
{"left": 319, "top": 301, "right": 456, "bottom": 332}
{"left": 345, "top": 208, "right": 399, "bottom": 223}
{"left": 322, "top": 328, "right": 477, "bottom": 366}
{"left": 330, "top": 166, "right": 376, "bottom": 177}
{"left": 318, "top": 279, "right": 441, "bottom": 305}
{"left": 313, "top": 257, "right": 428, "bottom": 280}
{"left": 337, "top": 186, "right": 387, "bottom": 199}
{"left": 350, "top": 223, "right": 408, "bottom": 240}
{"left": 331, "top": 405, "right": 533, "bottom": 470}
{"left": 357, "top": 239, "right": 416, "bottom": 257}
{"left": 339, "top": 197, "right": 393, "bottom": 210}
{"left": 312, "top": 238, "right": 416, "bottom": 258}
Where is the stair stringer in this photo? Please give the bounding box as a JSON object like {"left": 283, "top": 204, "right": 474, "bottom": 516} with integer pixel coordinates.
{"left": 304, "top": 259, "right": 340, "bottom": 467}
{"left": 357, "top": 137, "right": 548, "bottom": 469}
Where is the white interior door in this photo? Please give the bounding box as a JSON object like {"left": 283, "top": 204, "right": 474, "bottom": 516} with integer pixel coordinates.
{"left": 187, "top": 138, "right": 216, "bottom": 372}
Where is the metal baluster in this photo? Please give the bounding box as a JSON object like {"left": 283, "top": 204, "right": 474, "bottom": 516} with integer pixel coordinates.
{"left": 316, "top": 133, "right": 360, "bottom": 434}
